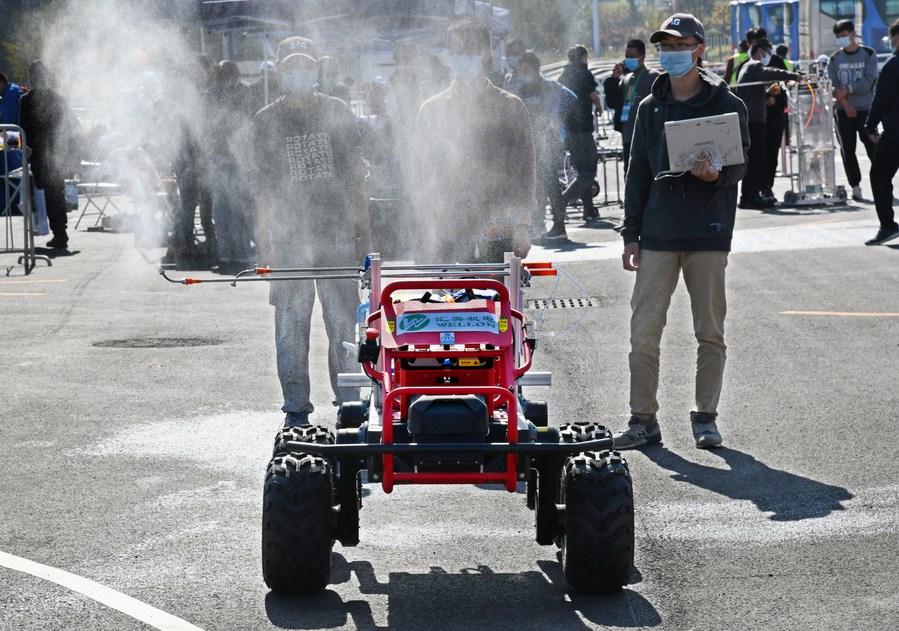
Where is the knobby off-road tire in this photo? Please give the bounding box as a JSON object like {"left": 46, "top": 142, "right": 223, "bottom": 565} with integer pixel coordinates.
{"left": 559, "top": 422, "right": 612, "bottom": 444}
{"left": 272, "top": 424, "right": 334, "bottom": 457}
{"left": 262, "top": 453, "right": 335, "bottom": 595}
{"left": 561, "top": 450, "right": 634, "bottom": 593}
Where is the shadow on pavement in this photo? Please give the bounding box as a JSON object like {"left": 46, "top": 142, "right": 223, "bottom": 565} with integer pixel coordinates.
{"left": 641, "top": 446, "right": 853, "bottom": 521}
{"left": 761, "top": 203, "right": 861, "bottom": 216}
{"left": 264, "top": 554, "right": 662, "bottom": 629}
{"left": 33, "top": 247, "right": 81, "bottom": 258}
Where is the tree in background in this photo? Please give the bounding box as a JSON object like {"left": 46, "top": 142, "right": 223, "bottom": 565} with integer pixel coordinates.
{"left": 0, "top": 0, "right": 62, "bottom": 83}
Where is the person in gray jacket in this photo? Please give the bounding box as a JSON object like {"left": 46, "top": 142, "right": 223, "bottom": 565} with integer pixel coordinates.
{"left": 614, "top": 13, "right": 750, "bottom": 451}
{"left": 735, "top": 39, "right": 800, "bottom": 209}
{"left": 829, "top": 19, "right": 879, "bottom": 201}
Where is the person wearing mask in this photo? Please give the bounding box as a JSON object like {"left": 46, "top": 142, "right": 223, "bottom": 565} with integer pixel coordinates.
{"left": 863, "top": 19, "right": 899, "bottom": 245}
{"left": 251, "top": 48, "right": 371, "bottom": 428}
{"left": 206, "top": 59, "right": 256, "bottom": 273}
{"left": 502, "top": 38, "right": 526, "bottom": 93}
{"left": 412, "top": 17, "right": 535, "bottom": 263}
{"left": 558, "top": 44, "right": 602, "bottom": 222}
{"left": 0, "top": 73, "right": 26, "bottom": 126}
{"left": 760, "top": 42, "right": 792, "bottom": 203}
{"left": 617, "top": 39, "right": 659, "bottom": 173}
{"left": 735, "top": 39, "right": 800, "bottom": 209}
{"left": 829, "top": 19, "right": 878, "bottom": 201}
{"left": 508, "top": 51, "right": 577, "bottom": 241}
{"left": 19, "top": 61, "right": 70, "bottom": 249}
{"left": 614, "top": 14, "right": 750, "bottom": 450}
{"left": 317, "top": 56, "right": 352, "bottom": 103}
{"left": 724, "top": 40, "right": 749, "bottom": 86}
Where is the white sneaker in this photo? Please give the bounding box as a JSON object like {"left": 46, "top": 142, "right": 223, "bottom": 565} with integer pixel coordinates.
{"left": 852, "top": 185, "right": 863, "bottom": 201}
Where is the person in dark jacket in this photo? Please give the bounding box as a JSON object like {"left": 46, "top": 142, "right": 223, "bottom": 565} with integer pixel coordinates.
{"left": 760, "top": 44, "right": 791, "bottom": 203}
{"left": 735, "top": 39, "right": 799, "bottom": 209}
{"left": 558, "top": 45, "right": 601, "bottom": 221}
{"left": 614, "top": 14, "right": 750, "bottom": 451}
{"left": 412, "top": 17, "right": 535, "bottom": 263}
{"left": 617, "top": 39, "right": 660, "bottom": 173}
{"left": 508, "top": 51, "right": 576, "bottom": 241}
{"left": 19, "top": 60, "right": 70, "bottom": 249}
{"left": 206, "top": 59, "right": 256, "bottom": 272}
{"left": 863, "top": 19, "right": 899, "bottom": 245}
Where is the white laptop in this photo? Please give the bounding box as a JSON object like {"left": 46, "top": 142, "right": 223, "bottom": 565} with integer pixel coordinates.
{"left": 664, "top": 112, "right": 744, "bottom": 171}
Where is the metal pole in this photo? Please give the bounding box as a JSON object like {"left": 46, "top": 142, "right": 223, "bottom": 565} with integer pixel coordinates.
{"left": 592, "top": 0, "right": 600, "bottom": 57}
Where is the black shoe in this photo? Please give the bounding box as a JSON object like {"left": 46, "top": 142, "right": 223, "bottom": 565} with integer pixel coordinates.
{"left": 46, "top": 236, "right": 68, "bottom": 249}
{"left": 760, "top": 188, "right": 777, "bottom": 203}
{"left": 582, "top": 209, "right": 599, "bottom": 222}
{"left": 542, "top": 225, "right": 568, "bottom": 241}
{"left": 738, "top": 197, "right": 775, "bottom": 210}
{"left": 865, "top": 226, "right": 899, "bottom": 245}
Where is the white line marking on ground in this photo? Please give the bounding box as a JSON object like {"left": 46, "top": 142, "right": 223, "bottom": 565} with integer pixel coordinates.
{"left": 529, "top": 217, "right": 884, "bottom": 263}
{"left": 0, "top": 550, "right": 204, "bottom": 631}
{"left": 781, "top": 311, "right": 899, "bottom": 317}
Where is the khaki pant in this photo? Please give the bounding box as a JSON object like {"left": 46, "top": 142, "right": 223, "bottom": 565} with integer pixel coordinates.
{"left": 629, "top": 250, "right": 728, "bottom": 421}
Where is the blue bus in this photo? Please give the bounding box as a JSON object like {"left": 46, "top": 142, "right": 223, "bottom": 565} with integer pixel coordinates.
{"left": 732, "top": 0, "right": 898, "bottom": 60}
{"left": 731, "top": 1, "right": 800, "bottom": 60}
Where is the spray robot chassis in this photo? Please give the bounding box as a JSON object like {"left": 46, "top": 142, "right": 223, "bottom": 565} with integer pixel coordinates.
{"left": 163, "top": 254, "right": 635, "bottom": 595}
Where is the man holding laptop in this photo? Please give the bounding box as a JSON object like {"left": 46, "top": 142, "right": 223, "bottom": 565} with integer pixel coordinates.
{"left": 615, "top": 13, "right": 750, "bottom": 450}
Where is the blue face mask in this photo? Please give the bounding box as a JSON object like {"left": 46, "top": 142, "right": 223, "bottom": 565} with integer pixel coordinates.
{"left": 658, "top": 48, "right": 697, "bottom": 78}
{"left": 506, "top": 56, "right": 519, "bottom": 70}
{"left": 447, "top": 54, "right": 483, "bottom": 82}
{"left": 624, "top": 57, "right": 641, "bottom": 72}
{"left": 891, "top": 38, "right": 898, "bottom": 54}
{"left": 280, "top": 69, "right": 318, "bottom": 96}
{"left": 836, "top": 36, "right": 852, "bottom": 49}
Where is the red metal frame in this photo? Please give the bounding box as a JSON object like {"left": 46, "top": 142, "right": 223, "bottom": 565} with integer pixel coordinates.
{"left": 363, "top": 278, "right": 526, "bottom": 494}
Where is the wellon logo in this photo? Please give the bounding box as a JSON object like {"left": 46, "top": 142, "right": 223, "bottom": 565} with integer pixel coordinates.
{"left": 398, "top": 314, "right": 430, "bottom": 332}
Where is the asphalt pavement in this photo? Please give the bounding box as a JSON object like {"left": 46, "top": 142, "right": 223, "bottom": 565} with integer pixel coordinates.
{"left": 1, "top": 146, "right": 898, "bottom": 630}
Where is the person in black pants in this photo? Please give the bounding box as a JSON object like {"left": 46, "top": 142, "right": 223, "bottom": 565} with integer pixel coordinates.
{"left": 863, "top": 19, "right": 899, "bottom": 245}
{"left": 828, "top": 19, "right": 878, "bottom": 201}
{"left": 761, "top": 49, "right": 790, "bottom": 203}
{"left": 735, "top": 40, "right": 799, "bottom": 209}
{"left": 558, "top": 45, "right": 601, "bottom": 221}
{"left": 19, "top": 60, "right": 70, "bottom": 249}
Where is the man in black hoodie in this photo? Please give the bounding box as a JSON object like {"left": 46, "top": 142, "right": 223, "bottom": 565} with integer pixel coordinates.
{"left": 735, "top": 39, "right": 800, "bottom": 209}
{"left": 863, "top": 18, "right": 899, "bottom": 245}
{"left": 558, "top": 45, "right": 602, "bottom": 221}
{"left": 19, "top": 60, "right": 70, "bottom": 249}
{"left": 614, "top": 14, "right": 750, "bottom": 451}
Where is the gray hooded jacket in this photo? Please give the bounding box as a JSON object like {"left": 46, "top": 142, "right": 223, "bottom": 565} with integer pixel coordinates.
{"left": 621, "top": 67, "right": 750, "bottom": 251}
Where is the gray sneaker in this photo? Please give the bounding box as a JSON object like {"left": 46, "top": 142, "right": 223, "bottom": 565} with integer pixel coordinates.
{"left": 691, "top": 411, "right": 723, "bottom": 449}
{"left": 612, "top": 415, "right": 662, "bottom": 449}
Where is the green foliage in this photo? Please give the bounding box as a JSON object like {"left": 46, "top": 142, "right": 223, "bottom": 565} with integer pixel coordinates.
{"left": 0, "top": 0, "right": 64, "bottom": 81}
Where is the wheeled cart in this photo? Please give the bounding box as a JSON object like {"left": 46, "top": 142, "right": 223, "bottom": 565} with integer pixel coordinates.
{"left": 782, "top": 78, "right": 847, "bottom": 206}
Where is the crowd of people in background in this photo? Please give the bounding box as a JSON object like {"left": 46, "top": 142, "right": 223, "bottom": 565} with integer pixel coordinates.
{"left": 2, "top": 14, "right": 897, "bottom": 261}
{"left": 2, "top": 11, "right": 897, "bottom": 432}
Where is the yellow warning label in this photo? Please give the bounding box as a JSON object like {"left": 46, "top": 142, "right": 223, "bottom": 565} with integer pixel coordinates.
{"left": 498, "top": 317, "right": 508, "bottom": 332}
{"left": 386, "top": 319, "right": 395, "bottom": 333}
{"left": 458, "top": 358, "right": 480, "bottom": 367}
